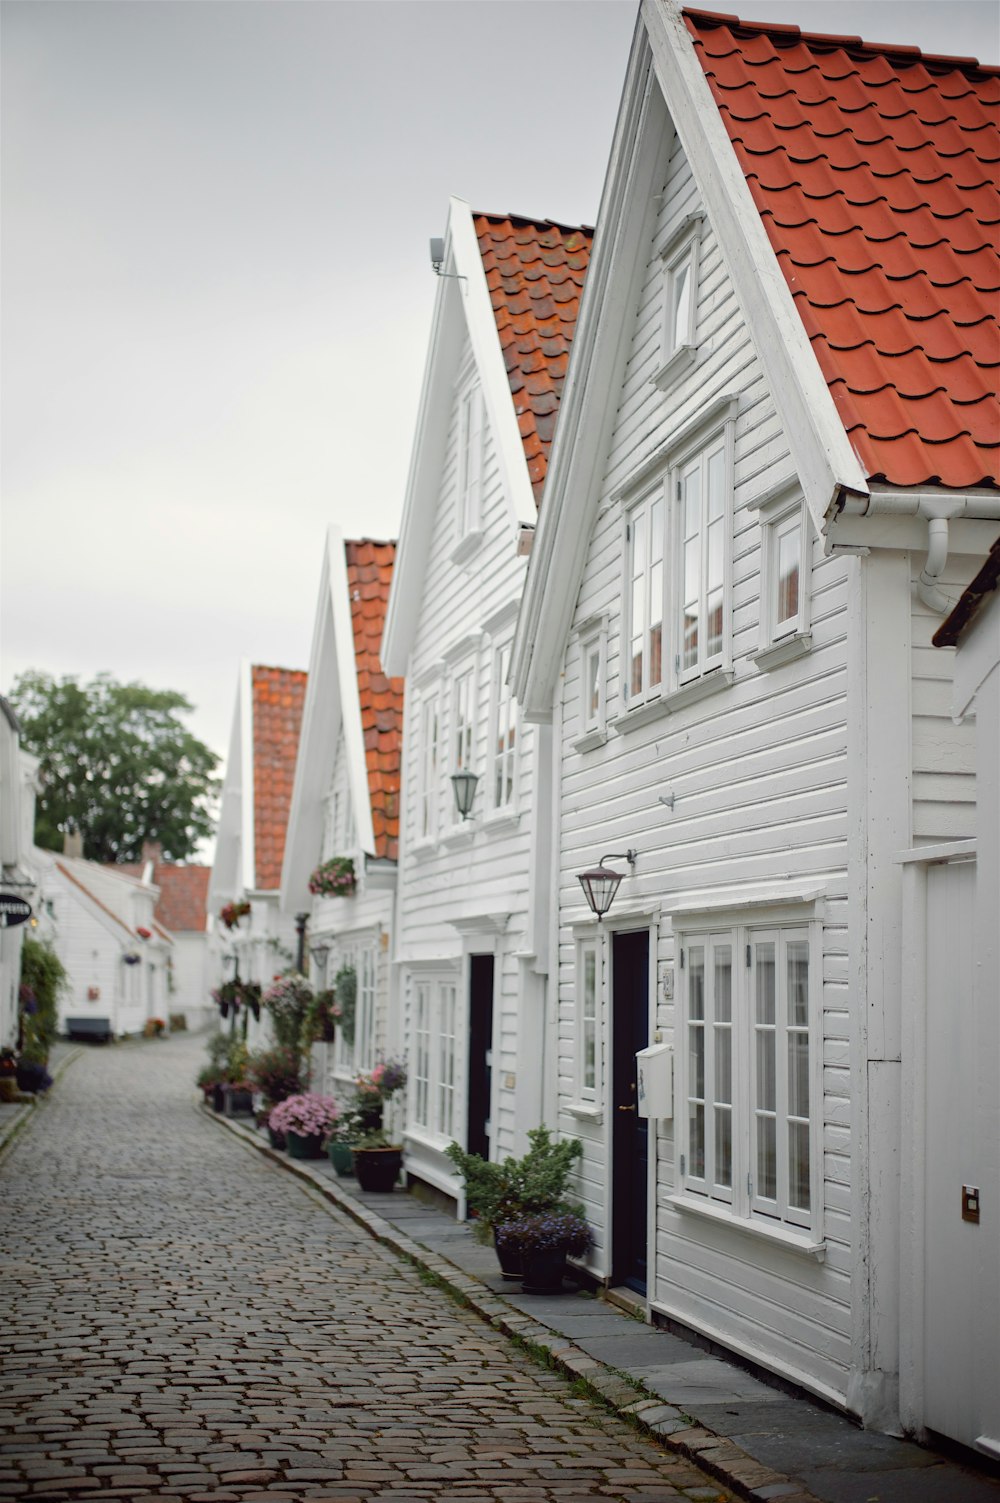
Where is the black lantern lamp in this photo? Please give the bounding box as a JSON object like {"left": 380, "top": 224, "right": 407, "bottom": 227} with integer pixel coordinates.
{"left": 310, "top": 942, "right": 330, "bottom": 983}
{"left": 577, "top": 850, "right": 637, "bottom": 920}
{"left": 451, "top": 769, "right": 479, "bottom": 821}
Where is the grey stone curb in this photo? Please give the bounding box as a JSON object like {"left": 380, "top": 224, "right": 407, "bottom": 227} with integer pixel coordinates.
{"left": 203, "top": 1101, "right": 824, "bottom": 1503}
{"left": 0, "top": 1045, "right": 84, "bottom": 1159}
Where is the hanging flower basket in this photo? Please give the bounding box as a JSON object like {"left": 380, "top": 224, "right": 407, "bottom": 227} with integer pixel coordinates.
{"left": 308, "top": 857, "right": 356, "bottom": 898}
{"left": 220, "top": 900, "right": 251, "bottom": 930}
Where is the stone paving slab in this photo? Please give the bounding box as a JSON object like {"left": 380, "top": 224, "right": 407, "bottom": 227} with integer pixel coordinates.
{"left": 206, "top": 1101, "right": 1000, "bottom": 1503}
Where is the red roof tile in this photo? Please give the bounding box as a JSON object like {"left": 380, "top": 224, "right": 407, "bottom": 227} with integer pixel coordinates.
{"left": 111, "top": 850, "right": 211, "bottom": 933}
{"left": 251, "top": 664, "right": 307, "bottom": 892}
{"left": 473, "top": 213, "right": 594, "bottom": 506}
{"left": 345, "top": 540, "right": 404, "bottom": 862}
{"left": 684, "top": 8, "right": 1000, "bottom": 490}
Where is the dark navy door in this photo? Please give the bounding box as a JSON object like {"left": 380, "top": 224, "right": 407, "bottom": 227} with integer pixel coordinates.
{"left": 611, "top": 929, "right": 649, "bottom": 1294}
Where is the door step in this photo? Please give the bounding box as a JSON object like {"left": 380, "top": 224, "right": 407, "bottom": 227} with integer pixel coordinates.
{"left": 604, "top": 1285, "right": 647, "bottom": 1319}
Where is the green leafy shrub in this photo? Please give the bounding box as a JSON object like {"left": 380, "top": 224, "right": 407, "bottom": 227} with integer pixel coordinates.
{"left": 19, "top": 936, "right": 67, "bottom": 1063}
{"left": 446, "top": 1126, "right": 583, "bottom": 1241}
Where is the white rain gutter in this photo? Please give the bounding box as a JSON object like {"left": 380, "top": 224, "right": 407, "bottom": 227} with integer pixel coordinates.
{"left": 837, "top": 491, "right": 1000, "bottom": 614}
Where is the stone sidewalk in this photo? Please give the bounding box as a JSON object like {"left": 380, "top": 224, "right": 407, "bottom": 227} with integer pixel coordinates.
{"left": 0, "top": 1033, "right": 737, "bottom": 1503}
{"left": 207, "top": 1106, "right": 1000, "bottom": 1503}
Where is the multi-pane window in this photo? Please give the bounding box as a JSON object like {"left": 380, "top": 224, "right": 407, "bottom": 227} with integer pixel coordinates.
{"left": 657, "top": 215, "right": 702, "bottom": 380}
{"left": 584, "top": 642, "right": 602, "bottom": 731}
{"left": 678, "top": 434, "right": 727, "bottom": 679}
{"left": 578, "top": 941, "right": 600, "bottom": 1099}
{"left": 458, "top": 381, "right": 485, "bottom": 537}
{"left": 626, "top": 494, "right": 664, "bottom": 703}
{"left": 413, "top": 983, "right": 431, "bottom": 1128}
{"left": 418, "top": 693, "right": 440, "bottom": 841}
{"left": 491, "top": 643, "right": 516, "bottom": 810}
{"left": 410, "top": 976, "right": 459, "bottom": 1140}
{"left": 332, "top": 940, "right": 377, "bottom": 1075}
{"left": 679, "top": 920, "right": 816, "bottom": 1235}
{"left": 452, "top": 668, "right": 475, "bottom": 789}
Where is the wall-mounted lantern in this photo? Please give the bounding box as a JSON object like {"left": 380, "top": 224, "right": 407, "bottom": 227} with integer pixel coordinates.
{"left": 577, "top": 849, "right": 637, "bottom": 921}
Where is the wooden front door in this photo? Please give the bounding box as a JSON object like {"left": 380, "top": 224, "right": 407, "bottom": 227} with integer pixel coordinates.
{"left": 467, "top": 954, "right": 494, "bottom": 1159}
{"left": 611, "top": 929, "right": 650, "bottom": 1294}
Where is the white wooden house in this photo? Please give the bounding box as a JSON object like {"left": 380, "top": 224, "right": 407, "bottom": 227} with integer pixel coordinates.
{"left": 510, "top": 0, "right": 999, "bottom": 1446}
{"left": 35, "top": 843, "right": 172, "bottom": 1038}
{"left": 0, "top": 698, "right": 40, "bottom": 1051}
{"left": 113, "top": 842, "right": 212, "bottom": 1029}
{"left": 281, "top": 529, "right": 403, "bottom": 1095}
{"left": 209, "top": 661, "right": 307, "bottom": 1040}
{"left": 381, "top": 200, "right": 592, "bottom": 1201}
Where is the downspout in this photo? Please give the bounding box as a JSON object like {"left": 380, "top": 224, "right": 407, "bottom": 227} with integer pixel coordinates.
{"left": 837, "top": 492, "right": 1000, "bottom": 615}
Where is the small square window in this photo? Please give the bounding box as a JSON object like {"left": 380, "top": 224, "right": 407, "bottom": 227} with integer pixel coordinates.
{"left": 753, "top": 492, "right": 812, "bottom": 669}
{"left": 652, "top": 213, "right": 704, "bottom": 390}
{"left": 575, "top": 619, "right": 608, "bottom": 747}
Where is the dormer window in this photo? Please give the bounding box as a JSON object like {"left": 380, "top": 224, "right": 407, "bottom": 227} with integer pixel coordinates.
{"left": 653, "top": 212, "right": 704, "bottom": 391}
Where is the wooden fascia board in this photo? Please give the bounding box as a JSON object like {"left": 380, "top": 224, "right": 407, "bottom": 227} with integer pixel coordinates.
{"left": 383, "top": 214, "right": 463, "bottom": 678}
{"left": 329, "top": 531, "right": 377, "bottom": 857}
{"left": 238, "top": 657, "right": 255, "bottom": 893}
{"left": 449, "top": 197, "right": 534, "bottom": 534}
{"left": 513, "top": 30, "right": 663, "bottom": 719}
{"left": 279, "top": 534, "right": 343, "bottom": 910}
{"left": 644, "top": 0, "right": 869, "bottom": 530}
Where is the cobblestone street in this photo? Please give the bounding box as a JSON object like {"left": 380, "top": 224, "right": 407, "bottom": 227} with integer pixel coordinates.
{"left": 0, "top": 1037, "right": 731, "bottom": 1502}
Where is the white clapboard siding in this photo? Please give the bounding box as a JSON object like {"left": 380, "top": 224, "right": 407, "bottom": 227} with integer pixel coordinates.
{"left": 396, "top": 334, "right": 537, "bottom": 1165}
{"left": 553, "top": 133, "right": 855, "bottom": 1403}
{"left": 911, "top": 557, "right": 977, "bottom": 843}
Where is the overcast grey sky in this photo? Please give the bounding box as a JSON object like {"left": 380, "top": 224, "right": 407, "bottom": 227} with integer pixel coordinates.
{"left": 3, "top": 0, "right": 998, "bottom": 778}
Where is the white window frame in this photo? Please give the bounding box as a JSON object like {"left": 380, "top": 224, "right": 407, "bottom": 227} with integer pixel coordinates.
{"left": 576, "top": 938, "right": 601, "bottom": 1103}
{"left": 574, "top": 614, "right": 608, "bottom": 750}
{"left": 623, "top": 489, "right": 666, "bottom": 709}
{"left": 672, "top": 424, "right": 733, "bottom": 687}
{"left": 488, "top": 640, "right": 517, "bottom": 815}
{"left": 653, "top": 212, "right": 704, "bottom": 390}
{"left": 752, "top": 485, "right": 813, "bottom": 670}
{"left": 331, "top": 935, "right": 378, "bottom": 1076}
{"left": 408, "top": 973, "right": 460, "bottom": 1142}
{"left": 673, "top": 904, "right": 823, "bottom": 1250}
{"left": 449, "top": 664, "right": 477, "bottom": 828}
{"left": 416, "top": 690, "right": 441, "bottom": 844}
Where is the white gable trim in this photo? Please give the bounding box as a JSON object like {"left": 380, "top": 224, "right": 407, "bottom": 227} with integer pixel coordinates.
{"left": 239, "top": 657, "right": 255, "bottom": 893}
{"left": 280, "top": 528, "right": 378, "bottom": 912}
{"left": 383, "top": 197, "right": 530, "bottom": 676}
{"left": 512, "top": 27, "right": 664, "bottom": 719}
{"left": 643, "top": 0, "right": 869, "bottom": 526}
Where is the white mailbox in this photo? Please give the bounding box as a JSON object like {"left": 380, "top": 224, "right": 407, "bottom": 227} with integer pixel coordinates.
{"left": 636, "top": 1043, "right": 673, "bottom": 1119}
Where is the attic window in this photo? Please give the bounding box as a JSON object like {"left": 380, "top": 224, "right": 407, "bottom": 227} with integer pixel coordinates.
{"left": 652, "top": 212, "right": 704, "bottom": 392}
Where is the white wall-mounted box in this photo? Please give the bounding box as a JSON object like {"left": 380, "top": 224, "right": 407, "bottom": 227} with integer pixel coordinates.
{"left": 636, "top": 1043, "right": 673, "bottom": 1118}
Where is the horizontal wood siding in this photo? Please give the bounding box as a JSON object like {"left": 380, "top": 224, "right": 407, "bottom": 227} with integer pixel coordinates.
{"left": 556, "top": 130, "right": 854, "bottom": 1401}
{"left": 911, "top": 557, "right": 977, "bottom": 843}
{"left": 396, "top": 335, "right": 537, "bottom": 1165}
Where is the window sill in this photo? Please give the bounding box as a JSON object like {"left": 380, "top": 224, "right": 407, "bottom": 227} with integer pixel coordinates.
{"left": 750, "top": 631, "right": 812, "bottom": 672}
{"left": 667, "top": 1193, "right": 826, "bottom": 1261}
{"left": 612, "top": 669, "right": 734, "bottom": 733}
{"left": 651, "top": 344, "right": 697, "bottom": 391}
{"left": 482, "top": 808, "right": 519, "bottom": 833}
{"left": 573, "top": 727, "right": 608, "bottom": 753}
{"left": 408, "top": 838, "right": 439, "bottom": 863}
{"left": 440, "top": 825, "right": 476, "bottom": 850}
{"left": 451, "top": 530, "right": 485, "bottom": 568}
{"left": 566, "top": 1100, "right": 603, "bottom": 1125}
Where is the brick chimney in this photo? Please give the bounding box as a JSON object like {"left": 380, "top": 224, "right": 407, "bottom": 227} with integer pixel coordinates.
{"left": 62, "top": 824, "right": 83, "bottom": 859}
{"left": 141, "top": 840, "right": 163, "bottom": 865}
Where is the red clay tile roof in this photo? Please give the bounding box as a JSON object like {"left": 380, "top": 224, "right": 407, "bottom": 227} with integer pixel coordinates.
{"left": 346, "top": 540, "right": 404, "bottom": 862}
{"left": 111, "top": 854, "right": 211, "bottom": 933}
{"left": 251, "top": 664, "right": 307, "bottom": 892}
{"left": 684, "top": 9, "right": 1000, "bottom": 490}
{"left": 474, "top": 213, "right": 594, "bottom": 506}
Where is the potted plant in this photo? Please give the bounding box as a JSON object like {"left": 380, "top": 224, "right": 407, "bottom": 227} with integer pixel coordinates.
{"left": 353, "top": 1058, "right": 407, "bottom": 1133}
{"left": 263, "top": 974, "right": 314, "bottom": 1051}
{"left": 247, "top": 1043, "right": 304, "bottom": 1147}
{"left": 219, "top": 900, "right": 251, "bottom": 930}
{"left": 308, "top": 857, "right": 356, "bottom": 898}
{"left": 196, "top": 1032, "right": 233, "bottom": 1111}
{"left": 494, "top": 1211, "right": 592, "bottom": 1294}
{"left": 352, "top": 1127, "right": 403, "bottom": 1193}
{"left": 445, "top": 1126, "right": 584, "bottom": 1278}
{"left": 268, "top": 1092, "right": 338, "bottom": 1160}
{"left": 301, "top": 989, "right": 340, "bottom": 1046}
{"left": 222, "top": 1038, "right": 254, "bottom": 1116}
{"left": 325, "top": 1108, "right": 363, "bottom": 1177}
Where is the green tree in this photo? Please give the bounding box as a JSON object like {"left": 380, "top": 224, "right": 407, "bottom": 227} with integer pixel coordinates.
{"left": 9, "top": 671, "right": 220, "bottom": 863}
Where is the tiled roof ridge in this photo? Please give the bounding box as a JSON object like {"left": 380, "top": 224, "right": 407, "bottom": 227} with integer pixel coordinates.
{"left": 685, "top": 8, "right": 1000, "bottom": 491}
{"left": 344, "top": 536, "right": 397, "bottom": 548}
{"left": 473, "top": 212, "right": 594, "bottom": 507}
{"left": 683, "top": 8, "right": 1000, "bottom": 76}
{"left": 473, "top": 209, "right": 596, "bottom": 236}
{"left": 250, "top": 661, "right": 307, "bottom": 678}
{"left": 344, "top": 540, "right": 403, "bottom": 863}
